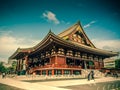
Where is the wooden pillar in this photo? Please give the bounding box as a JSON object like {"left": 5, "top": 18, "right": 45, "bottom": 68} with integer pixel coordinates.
{"left": 84, "top": 60, "right": 87, "bottom": 69}
{"left": 40, "top": 70, "right": 42, "bottom": 75}
{"left": 50, "top": 57, "right": 51, "bottom": 64}
{"left": 23, "top": 59, "right": 26, "bottom": 70}
{"left": 52, "top": 69, "right": 54, "bottom": 76}
{"left": 94, "top": 61, "right": 96, "bottom": 69}
{"left": 55, "top": 55, "right": 57, "bottom": 64}
{"left": 21, "top": 59, "right": 23, "bottom": 70}
{"left": 46, "top": 70, "right": 48, "bottom": 76}
{"left": 25, "top": 56, "right": 28, "bottom": 67}
{"left": 16, "top": 60, "right": 19, "bottom": 71}
{"left": 18, "top": 60, "right": 21, "bottom": 71}
{"left": 71, "top": 70, "right": 73, "bottom": 75}
{"left": 62, "top": 69, "right": 64, "bottom": 75}
{"left": 19, "top": 59, "right": 21, "bottom": 71}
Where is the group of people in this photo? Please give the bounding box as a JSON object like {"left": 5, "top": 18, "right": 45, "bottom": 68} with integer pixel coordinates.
{"left": 88, "top": 70, "right": 94, "bottom": 81}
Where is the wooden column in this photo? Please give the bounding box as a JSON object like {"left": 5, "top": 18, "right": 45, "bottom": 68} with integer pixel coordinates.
{"left": 19, "top": 59, "right": 21, "bottom": 71}
{"left": 62, "top": 69, "right": 64, "bottom": 75}
{"left": 25, "top": 56, "right": 28, "bottom": 71}
{"left": 23, "top": 59, "right": 26, "bottom": 70}
{"left": 40, "top": 70, "right": 42, "bottom": 75}
{"left": 55, "top": 55, "right": 57, "bottom": 64}
{"left": 71, "top": 70, "right": 73, "bottom": 75}
{"left": 84, "top": 60, "right": 87, "bottom": 69}
{"left": 46, "top": 70, "right": 48, "bottom": 76}
{"left": 50, "top": 57, "right": 51, "bottom": 64}
{"left": 52, "top": 69, "right": 54, "bottom": 76}
{"left": 16, "top": 60, "right": 19, "bottom": 71}
{"left": 18, "top": 59, "right": 21, "bottom": 71}
{"left": 21, "top": 59, "right": 23, "bottom": 70}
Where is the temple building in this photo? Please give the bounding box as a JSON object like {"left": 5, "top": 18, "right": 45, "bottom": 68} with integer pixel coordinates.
{"left": 9, "top": 21, "right": 118, "bottom": 75}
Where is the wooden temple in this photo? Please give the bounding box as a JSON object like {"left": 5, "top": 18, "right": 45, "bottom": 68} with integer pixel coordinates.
{"left": 9, "top": 21, "right": 118, "bottom": 75}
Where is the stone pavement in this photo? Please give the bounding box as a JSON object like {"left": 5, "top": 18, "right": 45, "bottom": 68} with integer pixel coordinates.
{"left": 0, "top": 77, "right": 70, "bottom": 90}
{"left": 0, "top": 75, "right": 120, "bottom": 90}
{"left": 34, "top": 77, "right": 120, "bottom": 87}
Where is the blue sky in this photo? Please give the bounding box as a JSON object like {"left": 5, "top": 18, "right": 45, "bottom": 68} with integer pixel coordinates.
{"left": 0, "top": 0, "right": 120, "bottom": 62}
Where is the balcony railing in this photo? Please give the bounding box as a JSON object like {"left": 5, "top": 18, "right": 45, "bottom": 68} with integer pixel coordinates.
{"left": 29, "top": 64, "right": 82, "bottom": 72}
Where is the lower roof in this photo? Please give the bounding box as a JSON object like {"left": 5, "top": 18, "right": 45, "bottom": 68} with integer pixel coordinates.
{"left": 9, "top": 31, "right": 118, "bottom": 59}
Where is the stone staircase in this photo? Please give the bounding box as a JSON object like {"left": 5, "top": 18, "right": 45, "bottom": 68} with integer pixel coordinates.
{"left": 81, "top": 69, "right": 105, "bottom": 78}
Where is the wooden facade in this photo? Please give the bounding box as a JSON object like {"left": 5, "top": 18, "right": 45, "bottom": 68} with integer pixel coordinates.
{"left": 9, "top": 21, "right": 118, "bottom": 75}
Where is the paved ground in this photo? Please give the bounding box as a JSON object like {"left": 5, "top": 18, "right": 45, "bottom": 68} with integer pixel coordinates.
{"left": 0, "top": 75, "right": 120, "bottom": 90}
{"left": 0, "top": 83, "right": 24, "bottom": 90}
{"left": 33, "top": 77, "right": 120, "bottom": 87}
{"left": 0, "top": 77, "right": 70, "bottom": 90}
{"left": 60, "top": 81, "right": 120, "bottom": 90}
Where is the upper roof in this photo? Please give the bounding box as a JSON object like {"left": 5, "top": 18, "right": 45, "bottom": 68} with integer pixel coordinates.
{"left": 9, "top": 21, "right": 118, "bottom": 59}
{"left": 58, "top": 21, "right": 95, "bottom": 48}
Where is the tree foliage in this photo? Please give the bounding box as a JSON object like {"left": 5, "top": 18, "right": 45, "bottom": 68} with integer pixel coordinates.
{"left": 115, "top": 58, "right": 120, "bottom": 69}
{"left": 0, "top": 62, "right": 7, "bottom": 73}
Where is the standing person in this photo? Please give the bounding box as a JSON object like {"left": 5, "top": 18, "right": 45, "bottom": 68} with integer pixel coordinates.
{"left": 88, "top": 72, "right": 91, "bottom": 81}
{"left": 91, "top": 70, "right": 95, "bottom": 80}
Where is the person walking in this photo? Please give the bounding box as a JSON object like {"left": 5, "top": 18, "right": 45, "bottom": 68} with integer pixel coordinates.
{"left": 91, "top": 70, "right": 95, "bottom": 81}
{"left": 88, "top": 72, "right": 91, "bottom": 81}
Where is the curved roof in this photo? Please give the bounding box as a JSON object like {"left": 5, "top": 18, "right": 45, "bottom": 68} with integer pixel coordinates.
{"left": 58, "top": 21, "right": 96, "bottom": 48}
{"left": 9, "top": 21, "right": 118, "bottom": 59}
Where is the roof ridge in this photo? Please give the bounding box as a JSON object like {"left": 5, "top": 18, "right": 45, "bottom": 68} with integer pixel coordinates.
{"left": 58, "top": 21, "right": 80, "bottom": 36}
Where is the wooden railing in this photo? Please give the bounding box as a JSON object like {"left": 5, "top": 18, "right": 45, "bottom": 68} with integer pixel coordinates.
{"left": 29, "top": 64, "right": 82, "bottom": 72}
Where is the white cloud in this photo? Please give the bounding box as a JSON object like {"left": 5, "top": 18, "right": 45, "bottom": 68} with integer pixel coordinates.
{"left": 83, "top": 21, "right": 96, "bottom": 28}
{"left": 0, "top": 33, "right": 40, "bottom": 62}
{"left": 92, "top": 39, "right": 120, "bottom": 52}
{"left": 42, "top": 11, "right": 60, "bottom": 24}
{"left": 0, "top": 30, "right": 13, "bottom": 36}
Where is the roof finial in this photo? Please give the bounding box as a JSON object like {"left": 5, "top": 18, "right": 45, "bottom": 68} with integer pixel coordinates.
{"left": 49, "top": 29, "right": 52, "bottom": 33}
{"left": 77, "top": 20, "right": 80, "bottom": 25}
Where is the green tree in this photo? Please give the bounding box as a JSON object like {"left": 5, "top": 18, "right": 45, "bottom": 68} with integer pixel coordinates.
{"left": 0, "top": 62, "right": 7, "bottom": 73}
{"left": 115, "top": 59, "right": 120, "bottom": 69}
{"left": 7, "top": 61, "right": 17, "bottom": 74}
{"left": 12, "top": 61, "right": 17, "bottom": 71}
